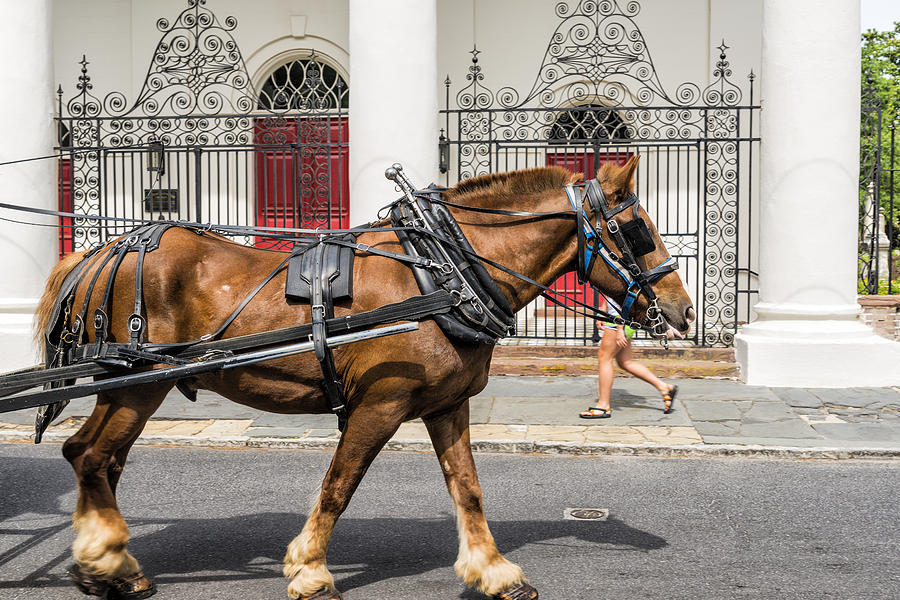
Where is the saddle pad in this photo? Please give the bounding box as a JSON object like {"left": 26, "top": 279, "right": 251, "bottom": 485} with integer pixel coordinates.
{"left": 285, "top": 235, "right": 356, "bottom": 303}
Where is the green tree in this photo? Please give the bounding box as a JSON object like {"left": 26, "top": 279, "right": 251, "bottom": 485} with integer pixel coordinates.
{"left": 862, "top": 23, "right": 900, "bottom": 116}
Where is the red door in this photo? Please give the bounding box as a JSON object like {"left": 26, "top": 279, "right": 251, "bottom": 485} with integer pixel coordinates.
{"left": 58, "top": 159, "right": 73, "bottom": 256}
{"left": 545, "top": 150, "right": 632, "bottom": 307}
{"left": 254, "top": 117, "right": 349, "bottom": 250}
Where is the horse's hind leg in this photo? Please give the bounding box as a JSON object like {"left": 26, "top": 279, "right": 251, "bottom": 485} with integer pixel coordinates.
{"left": 283, "top": 404, "right": 405, "bottom": 599}
{"left": 424, "top": 401, "right": 538, "bottom": 600}
{"left": 62, "top": 383, "right": 170, "bottom": 598}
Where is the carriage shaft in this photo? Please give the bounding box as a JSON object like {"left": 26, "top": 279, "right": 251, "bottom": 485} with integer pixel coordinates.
{"left": 0, "top": 322, "right": 417, "bottom": 414}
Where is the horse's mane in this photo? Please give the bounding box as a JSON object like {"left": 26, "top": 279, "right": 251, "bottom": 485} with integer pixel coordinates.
{"left": 446, "top": 166, "right": 581, "bottom": 206}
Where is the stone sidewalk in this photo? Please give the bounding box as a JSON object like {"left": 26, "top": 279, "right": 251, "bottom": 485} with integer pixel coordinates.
{"left": 1, "top": 376, "right": 899, "bottom": 458}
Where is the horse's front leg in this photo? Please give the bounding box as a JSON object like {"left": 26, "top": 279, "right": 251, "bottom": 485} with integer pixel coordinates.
{"left": 283, "top": 402, "right": 405, "bottom": 599}
{"left": 424, "top": 401, "right": 538, "bottom": 600}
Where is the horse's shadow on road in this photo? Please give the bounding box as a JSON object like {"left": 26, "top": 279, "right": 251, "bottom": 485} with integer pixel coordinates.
{"left": 123, "top": 511, "right": 667, "bottom": 597}
{"left": 1, "top": 456, "right": 667, "bottom": 598}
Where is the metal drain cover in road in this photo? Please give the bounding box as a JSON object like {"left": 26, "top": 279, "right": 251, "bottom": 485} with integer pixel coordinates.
{"left": 564, "top": 508, "right": 609, "bottom": 521}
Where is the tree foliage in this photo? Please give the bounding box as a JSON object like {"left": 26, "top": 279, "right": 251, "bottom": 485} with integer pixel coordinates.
{"left": 862, "top": 23, "right": 900, "bottom": 116}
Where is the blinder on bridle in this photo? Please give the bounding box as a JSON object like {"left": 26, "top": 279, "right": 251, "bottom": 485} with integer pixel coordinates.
{"left": 618, "top": 211, "right": 656, "bottom": 257}
{"left": 564, "top": 178, "right": 678, "bottom": 339}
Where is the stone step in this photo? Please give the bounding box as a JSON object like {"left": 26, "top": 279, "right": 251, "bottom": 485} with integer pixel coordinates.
{"left": 488, "top": 357, "right": 738, "bottom": 378}
{"left": 490, "top": 345, "right": 738, "bottom": 378}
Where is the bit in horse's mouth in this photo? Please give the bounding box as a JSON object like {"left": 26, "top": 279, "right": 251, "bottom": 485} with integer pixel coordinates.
{"left": 660, "top": 308, "right": 689, "bottom": 340}
{"left": 665, "top": 322, "right": 685, "bottom": 340}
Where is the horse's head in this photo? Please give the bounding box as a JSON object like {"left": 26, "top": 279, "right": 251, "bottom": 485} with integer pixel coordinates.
{"left": 582, "top": 156, "right": 695, "bottom": 339}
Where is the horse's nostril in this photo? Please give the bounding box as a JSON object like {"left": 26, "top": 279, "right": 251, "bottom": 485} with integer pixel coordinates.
{"left": 685, "top": 306, "right": 696, "bottom": 323}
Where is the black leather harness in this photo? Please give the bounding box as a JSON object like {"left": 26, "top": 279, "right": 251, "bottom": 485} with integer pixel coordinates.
{"left": 389, "top": 193, "right": 516, "bottom": 345}
{"left": 285, "top": 236, "right": 356, "bottom": 429}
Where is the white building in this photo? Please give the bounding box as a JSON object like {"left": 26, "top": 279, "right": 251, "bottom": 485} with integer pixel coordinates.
{"left": 0, "top": 0, "right": 898, "bottom": 386}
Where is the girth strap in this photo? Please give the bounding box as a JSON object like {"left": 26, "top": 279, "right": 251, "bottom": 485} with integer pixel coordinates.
{"left": 309, "top": 242, "right": 349, "bottom": 430}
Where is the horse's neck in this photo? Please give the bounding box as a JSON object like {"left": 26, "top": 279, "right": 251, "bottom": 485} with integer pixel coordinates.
{"left": 454, "top": 191, "right": 576, "bottom": 313}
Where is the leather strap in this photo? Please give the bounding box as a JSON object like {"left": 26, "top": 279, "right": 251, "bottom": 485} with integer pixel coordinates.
{"left": 309, "top": 242, "right": 348, "bottom": 430}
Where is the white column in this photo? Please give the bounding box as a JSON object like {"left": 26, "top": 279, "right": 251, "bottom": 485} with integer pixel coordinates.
{"left": 348, "top": 0, "right": 439, "bottom": 224}
{"left": 735, "top": 0, "right": 900, "bottom": 386}
{"left": 0, "top": 0, "right": 57, "bottom": 371}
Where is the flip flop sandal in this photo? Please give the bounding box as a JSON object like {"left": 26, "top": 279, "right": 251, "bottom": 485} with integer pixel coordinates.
{"left": 579, "top": 407, "right": 611, "bottom": 419}
{"left": 663, "top": 384, "right": 679, "bottom": 414}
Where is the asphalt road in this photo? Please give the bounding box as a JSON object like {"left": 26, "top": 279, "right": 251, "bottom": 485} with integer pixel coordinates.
{"left": 1, "top": 443, "right": 898, "bottom": 600}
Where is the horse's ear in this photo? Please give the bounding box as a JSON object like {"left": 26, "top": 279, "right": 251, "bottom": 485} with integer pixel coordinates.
{"left": 617, "top": 154, "right": 640, "bottom": 191}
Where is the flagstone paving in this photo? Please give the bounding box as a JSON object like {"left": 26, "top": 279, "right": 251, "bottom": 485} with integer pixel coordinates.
{"left": 2, "top": 376, "right": 899, "bottom": 456}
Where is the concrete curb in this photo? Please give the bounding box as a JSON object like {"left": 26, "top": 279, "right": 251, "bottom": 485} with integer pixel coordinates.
{"left": 3, "top": 430, "right": 897, "bottom": 460}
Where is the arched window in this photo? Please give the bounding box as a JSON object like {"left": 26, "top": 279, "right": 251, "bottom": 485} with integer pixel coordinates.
{"left": 549, "top": 104, "right": 628, "bottom": 144}
{"left": 257, "top": 55, "right": 348, "bottom": 111}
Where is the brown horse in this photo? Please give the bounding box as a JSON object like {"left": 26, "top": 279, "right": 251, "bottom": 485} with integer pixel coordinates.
{"left": 34, "top": 157, "right": 693, "bottom": 600}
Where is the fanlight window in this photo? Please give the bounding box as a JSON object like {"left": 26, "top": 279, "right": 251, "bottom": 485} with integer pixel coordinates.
{"left": 257, "top": 57, "right": 348, "bottom": 111}
{"left": 548, "top": 104, "right": 629, "bottom": 144}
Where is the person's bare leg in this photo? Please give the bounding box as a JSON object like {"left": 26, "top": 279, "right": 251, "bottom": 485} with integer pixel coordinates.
{"left": 580, "top": 327, "right": 618, "bottom": 417}
{"left": 614, "top": 340, "right": 676, "bottom": 410}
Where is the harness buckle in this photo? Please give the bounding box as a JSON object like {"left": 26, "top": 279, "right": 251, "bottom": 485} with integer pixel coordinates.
{"left": 607, "top": 219, "right": 619, "bottom": 234}
{"left": 311, "top": 303, "right": 326, "bottom": 316}
{"left": 198, "top": 349, "right": 234, "bottom": 362}
{"left": 449, "top": 289, "right": 463, "bottom": 307}
{"left": 128, "top": 314, "right": 145, "bottom": 333}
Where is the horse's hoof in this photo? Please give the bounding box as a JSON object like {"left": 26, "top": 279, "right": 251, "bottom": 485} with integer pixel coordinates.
{"left": 67, "top": 564, "right": 109, "bottom": 596}
{"left": 106, "top": 571, "right": 157, "bottom": 600}
{"left": 494, "top": 582, "right": 539, "bottom": 600}
{"left": 301, "top": 588, "right": 343, "bottom": 600}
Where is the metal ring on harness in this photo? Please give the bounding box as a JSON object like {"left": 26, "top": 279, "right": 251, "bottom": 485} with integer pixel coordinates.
{"left": 128, "top": 314, "right": 146, "bottom": 333}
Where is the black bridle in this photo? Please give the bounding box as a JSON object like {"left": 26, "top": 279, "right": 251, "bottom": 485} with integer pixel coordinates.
{"left": 565, "top": 179, "right": 678, "bottom": 338}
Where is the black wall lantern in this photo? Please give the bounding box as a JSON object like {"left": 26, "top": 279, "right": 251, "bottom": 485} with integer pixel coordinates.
{"left": 438, "top": 129, "right": 449, "bottom": 174}
{"left": 147, "top": 140, "right": 165, "bottom": 176}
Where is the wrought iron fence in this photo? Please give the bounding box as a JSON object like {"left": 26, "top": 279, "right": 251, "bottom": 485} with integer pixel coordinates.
{"left": 440, "top": 0, "right": 760, "bottom": 347}
{"left": 859, "top": 83, "right": 899, "bottom": 294}
{"left": 55, "top": 0, "right": 347, "bottom": 255}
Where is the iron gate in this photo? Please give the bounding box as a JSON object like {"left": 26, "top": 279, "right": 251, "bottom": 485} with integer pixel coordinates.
{"left": 55, "top": 0, "right": 347, "bottom": 255}
{"left": 440, "top": 0, "right": 760, "bottom": 347}
{"left": 859, "top": 83, "right": 899, "bottom": 294}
